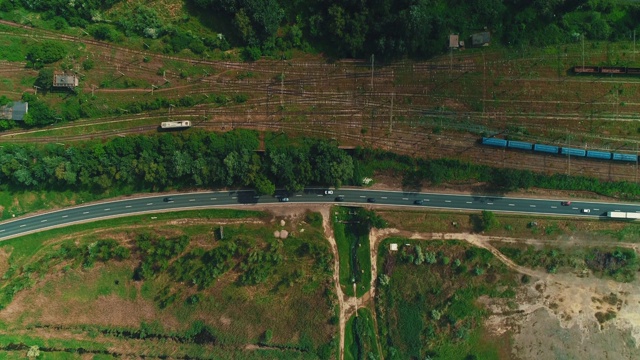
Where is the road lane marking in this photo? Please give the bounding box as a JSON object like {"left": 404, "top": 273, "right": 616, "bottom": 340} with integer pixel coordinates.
{"left": 125, "top": 205, "right": 132, "bottom": 208}
{"left": 104, "top": 208, "right": 110, "bottom": 211}
{"left": 530, "top": 205, "right": 536, "bottom": 207}
{"left": 189, "top": 199, "right": 196, "bottom": 202}
{"left": 295, "top": 195, "right": 302, "bottom": 197}
{"left": 402, "top": 198, "right": 409, "bottom": 200}
{"left": 146, "top": 203, "right": 153, "bottom": 205}
{"left": 551, "top": 206, "right": 557, "bottom": 209}
{"left": 572, "top": 207, "right": 578, "bottom": 210}
{"left": 595, "top": 209, "right": 600, "bottom": 211}
{"left": 210, "top": 197, "right": 217, "bottom": 200}
{"left": 487, "top": 202, "right": 493, "bottom": 205}
{"left": 381, "top": 197, "right": 387, "bottom": 199}
{"left": 445, "top": 200, "right": 451, "bottom": 203}
{"left": 466, "top": 201, "right": 472, "bottom": 204}
{"left": 20, "top": 224, "right": 26, "bottom": 227}
{"left": 231, "top": 197, "right": 237, "bottom": 199}
{"left": 83, "top": 211, "right": 89, "bottom": 214}
{"left": 317, "top": 194, "right": 323, "bottom": 197}
{"left": 425, "top": 199, "right": 429, "bottom": 201}
{"left": 508, "top": 204, "right": 515, "bottom": 206}
{"left": 615, "top": 209, "right": 620, "bottom": 211}
{"left": 41, "top": 220, "right": 47, "bottom": 222}
{"left": 0, "top": 230, "right": 4, "bottom": 232}
{"left": 62, "top": 215, "right": 68, "bottom": 218}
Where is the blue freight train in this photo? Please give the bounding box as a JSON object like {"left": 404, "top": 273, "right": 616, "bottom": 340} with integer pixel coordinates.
{"left": 480, "top": 137, "right": 638, "bottom": 163}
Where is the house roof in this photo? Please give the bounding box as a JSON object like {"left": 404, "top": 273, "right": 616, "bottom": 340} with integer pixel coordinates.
{"left": 53, "top": 73, "right": 79, "bottom": 87}
{"left": 0, "top": 101, "right": 28, "bottom": 121}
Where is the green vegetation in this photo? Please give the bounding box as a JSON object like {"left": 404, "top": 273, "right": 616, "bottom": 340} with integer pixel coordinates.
{"left": 0, "top": 211, "right": 337, "bottom": 359}
{"left": 345, "top": 308, "right": 380, "bottom": 360}
{"left": 376, "top": 238, "right": 518, "bottom": 359}
{"left": 333, "top": 207, "right": 386, "bottom": 297}
{"left": 497, "top": 244, "right": 640, "bottom": 282}
{"left": 0, "top": 130, "right": 353, "bottom": 206}
{"left": 355, "top": 148, "right": 640, "bottom": 201}
{"left": 3, "top": 0, "right": 638, "bottom": 60}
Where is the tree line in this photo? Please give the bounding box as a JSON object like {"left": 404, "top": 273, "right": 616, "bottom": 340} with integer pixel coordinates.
{"left": 0, "top": 129, "right": 353, "bottom": 194}
{"left": 3, "top": 0, "right": 640, "bottom": 60}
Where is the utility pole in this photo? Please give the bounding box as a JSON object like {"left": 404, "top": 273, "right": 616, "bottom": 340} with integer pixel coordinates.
{"left": 33, "top": 85, "right": 40, "bottom": 95}
{"left": 91, "top": 84, "right": 96, "bottom": 97}
{"left": 151, "top": 84, "right": 158, "bottom": 95}
{"left": 389, "top": 92, "right": 394, "bottom": 133}
{"left": 634, "top": 30, "right": 636, "bottom": 62}
{"left": 482, "top": 51, "right": 486, "bottom": 116}
{"left": 567, "top": 130, "right": 571, "bottom": 176}
{"left": 582, "top": 33, "right": 585, "bottom": 70}
{"left": 370, "top": 54, "right": 374, "bottom": 91}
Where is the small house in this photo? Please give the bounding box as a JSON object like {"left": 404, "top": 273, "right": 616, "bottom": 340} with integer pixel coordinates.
{"left": 449, "top": 34, "right": 460, "bottom": 49}
{"left": 0, "top": 101, "right": 28, "bottom": 121}
{"left": 53, "top": 73, "right": 79, "bottom": 88}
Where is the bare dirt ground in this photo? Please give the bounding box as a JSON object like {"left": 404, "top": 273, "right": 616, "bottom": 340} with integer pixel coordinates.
{"left": 368, "top": 228, "right": 640, "bottom": 360}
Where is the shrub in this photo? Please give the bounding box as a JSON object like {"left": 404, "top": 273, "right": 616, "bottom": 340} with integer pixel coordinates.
{"left": 26, "top": 41, "right": 66, "bottom": 66}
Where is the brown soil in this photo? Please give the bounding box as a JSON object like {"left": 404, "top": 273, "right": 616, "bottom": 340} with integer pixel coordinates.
{"left": 367, "top": 228, "right": 640, "bottom": 360}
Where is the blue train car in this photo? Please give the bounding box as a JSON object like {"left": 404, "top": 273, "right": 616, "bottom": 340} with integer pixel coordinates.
{"left": 586, "top": 150, "right": 612, "bottom": 160}
{"left": 507, "top": 140, "right": 533, "bottom": 150}
{"left": 561, "top": 147, "right": 586, "bottom": 157}
{"left": 533, "top": 144, "right": 559, "bottom": 154}
{"left": 613, "top": 153, "right": 638, "bottom": 162}
{"left": 482, "top": 137, "right": 507, "bottom": 147}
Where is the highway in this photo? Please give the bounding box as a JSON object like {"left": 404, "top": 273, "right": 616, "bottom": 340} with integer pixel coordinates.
{"left": 0, "top": 188, "right": 639, "bottom": 240}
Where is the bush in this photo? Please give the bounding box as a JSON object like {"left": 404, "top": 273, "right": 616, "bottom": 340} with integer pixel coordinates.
{"left": 26, "top": 41, "right": 66, "bottom": 66}
{"left": 82, "top": 59, "right": 95, "bottom": 71}
{"left": 90, "top": 24, "right": 119, "bottom": 42}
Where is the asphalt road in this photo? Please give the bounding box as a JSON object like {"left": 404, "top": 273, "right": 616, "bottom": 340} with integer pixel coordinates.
{"left": 1, "top": 188, "right": 639, "bottom": 240}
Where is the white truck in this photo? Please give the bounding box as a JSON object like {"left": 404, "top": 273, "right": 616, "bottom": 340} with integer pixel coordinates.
{"left": 607, "top": 211, "right": 640, "bottom": 219}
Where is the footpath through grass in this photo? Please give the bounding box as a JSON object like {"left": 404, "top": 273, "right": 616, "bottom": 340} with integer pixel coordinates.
{"left": 376, "top": 238, "right": 519, "bottom": 359}
{"left": 0, "top": 210, "right": 338, "bottom": 359}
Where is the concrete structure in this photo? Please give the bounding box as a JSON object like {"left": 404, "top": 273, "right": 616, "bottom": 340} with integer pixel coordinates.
{"left": 449, "top": 34, "right": 459, "bottom": 48}
{"left": 0, "top": 101, "right": 28, "bottom": 121}
{"left": 53, "top": 73, "right": 79, "bottom": 88}
{"left": 471, "top": 31, "right": 491, "bottom": 46}
{"left": 390, "top": 243, "right": 398, "bottom": 251}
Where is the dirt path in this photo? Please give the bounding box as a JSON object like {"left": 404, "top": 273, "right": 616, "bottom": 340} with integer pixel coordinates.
{"left": 319, "top": 206, "right": 349, "bottom": 360}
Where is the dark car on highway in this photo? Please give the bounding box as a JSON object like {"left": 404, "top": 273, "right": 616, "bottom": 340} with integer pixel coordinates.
{"left": 367, "top": 198, "right": 376, "bottom": 203}
{"left": 280, "top": 197, "right": 289, "bottom": 202}
{"left": 335, "top": 196, "right": 345, "bottom": 202}
{"left": 164, "top": 197, "right": 174, "bottom": 202}
{"left": 414, "top": 200, "right": 424, "bottom": 205}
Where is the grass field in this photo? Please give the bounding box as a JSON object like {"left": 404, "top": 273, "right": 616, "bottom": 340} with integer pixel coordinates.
{"left": 494, "top": 242, "right": 640, "bottom": 282}
{"left": 332, "top": 206, "right": 372, "bottom": 297}
{"left": 377, "top": 208, "right": 640, "bottom": 243}
{"left": 344, "top": 308, "right": 380, "bottom": 360}
{"left": 0, "top": 210, "right": 337, "bottom": 359}
{"left": 375, "top": 237, "right": 519, "bottom": 359}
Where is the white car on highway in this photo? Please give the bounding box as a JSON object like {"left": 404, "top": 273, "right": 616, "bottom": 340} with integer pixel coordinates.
{"left": 324, "top": 190, "right": 334, "bottom": 195}
{"left": 581, "top": 209, "right": 591, "bottom": 213}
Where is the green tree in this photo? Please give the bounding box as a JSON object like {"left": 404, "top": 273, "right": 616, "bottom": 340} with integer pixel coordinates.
{"left": 26, "top": 41, "right": 66, "bottom": 67}
{"left": 481, "top": 210, "right": 499, "bottom": 231}
{"left": 34, "top": 68, "right": 54, "bottom": 92}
